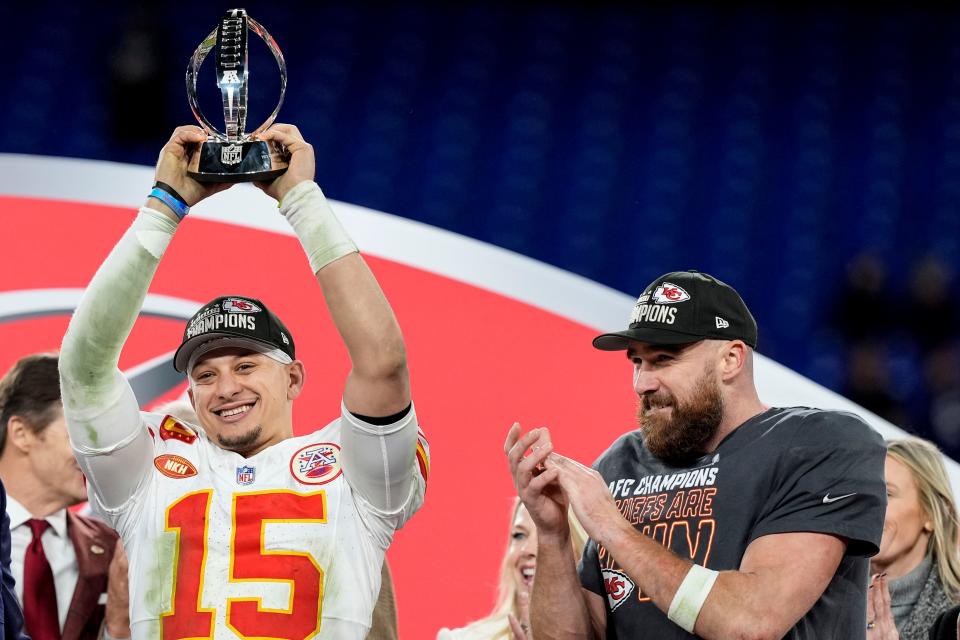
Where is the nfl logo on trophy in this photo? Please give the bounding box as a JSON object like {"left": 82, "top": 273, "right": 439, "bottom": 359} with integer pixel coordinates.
{"left": 221, "top": 144, "right": 242, "bottom": 166}
{"left": 236, "top": 465, "right": 255, "bottom": 485}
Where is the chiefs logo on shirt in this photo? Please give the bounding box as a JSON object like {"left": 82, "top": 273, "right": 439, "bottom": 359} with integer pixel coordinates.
{"left": 603, "top": 568, "right": 636, "bottom": 611}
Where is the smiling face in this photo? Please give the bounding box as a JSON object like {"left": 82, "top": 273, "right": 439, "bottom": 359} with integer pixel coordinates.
{"left": 874, "top": 455, "right": 932, "bottom": 577}
{"left": 187, "top": 347, "right": 304, "bottom": 457}
{"left": 629, "top": 340, "right": 725, "bottom": 466}
{"left": 506, "top": 505, "right": 538, "bottom": 598}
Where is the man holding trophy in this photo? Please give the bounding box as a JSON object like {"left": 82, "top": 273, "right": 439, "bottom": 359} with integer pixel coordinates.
{"left": 58, "top": 10, "right": 428, "bottom": 639}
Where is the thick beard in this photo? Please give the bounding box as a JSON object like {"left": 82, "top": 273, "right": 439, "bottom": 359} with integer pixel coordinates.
{"left": 637, "top": 368, "right": 724, "bottom": 467}
{"left": 217, "top": 425, "right": 263, "bottom": 455}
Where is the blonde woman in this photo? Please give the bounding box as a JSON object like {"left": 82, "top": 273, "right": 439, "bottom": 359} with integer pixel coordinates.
{"left": 437, "top": 499, "right": 587, "bottom": 639}
{"left": 867, "top": 438, "right": 960, "bottom": 639}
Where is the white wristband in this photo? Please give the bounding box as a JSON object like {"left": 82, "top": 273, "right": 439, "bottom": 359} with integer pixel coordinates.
{"left": 279, "top": 181, "right": 358, "bottom": 273}
{"left": 667, "top": 563, "right": 718, "bottom": 633}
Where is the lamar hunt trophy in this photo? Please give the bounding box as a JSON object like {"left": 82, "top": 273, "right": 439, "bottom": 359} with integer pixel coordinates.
{"left": 186, "top": 9, "right": 289, "bottom": 182}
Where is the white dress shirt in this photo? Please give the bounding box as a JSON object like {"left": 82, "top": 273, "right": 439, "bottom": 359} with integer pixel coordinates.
{"left": 6, "top": 496, "right": 79, "bottom": 631}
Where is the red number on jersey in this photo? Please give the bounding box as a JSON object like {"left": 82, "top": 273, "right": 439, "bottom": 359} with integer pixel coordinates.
{"left": 227, "top": 491, "right": 327, "bottom": 637}
{"left": 162, "top": 490, "right": 215, "bottom": 638}
{"left": 161, "top": 490, "right": 327, "bottom": 639}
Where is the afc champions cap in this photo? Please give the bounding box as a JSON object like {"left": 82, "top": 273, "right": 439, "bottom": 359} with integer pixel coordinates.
{"left": 593, "top": 270, "right": 758, "bottom": 351}
{"left": 173, "top": 296, "right": 296, "bottom": 373}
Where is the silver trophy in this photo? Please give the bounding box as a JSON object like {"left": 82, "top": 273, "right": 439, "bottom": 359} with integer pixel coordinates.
{"left": 186, "top": 9, "right": 289, "bottom": 182}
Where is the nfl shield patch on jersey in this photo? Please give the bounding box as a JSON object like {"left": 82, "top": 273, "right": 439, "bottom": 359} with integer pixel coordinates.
{"left": 236, "top": 465, "right": 256, "bottom": 485}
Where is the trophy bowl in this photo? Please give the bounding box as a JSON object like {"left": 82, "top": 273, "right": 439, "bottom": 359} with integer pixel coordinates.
{"left": 186, "top": 9, "right": 289, "bottom": 183}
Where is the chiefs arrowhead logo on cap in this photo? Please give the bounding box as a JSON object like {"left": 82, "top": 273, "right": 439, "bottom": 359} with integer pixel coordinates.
{"left": 222, "top": 297, "right": 262, "bottom": 313}
{"left": 652, "top": 283, "right": 690, "bottom": 304}
{"left": 603, "top": 568, "right": 636, "bottom": 611}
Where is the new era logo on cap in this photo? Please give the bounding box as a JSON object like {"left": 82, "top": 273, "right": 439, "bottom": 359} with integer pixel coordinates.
{"left": 592, "top": 270, "right": 758, "bottom": 351}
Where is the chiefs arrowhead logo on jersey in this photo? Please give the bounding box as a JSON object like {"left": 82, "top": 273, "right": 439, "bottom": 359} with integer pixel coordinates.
{"left": 154, "top": 454, "right": 198, "bottom": 479}
{"left": 290, "top": 442, "right": 343, "bottom": 485}
{"left": 159, "top": 416, "right": 198, "bottom": 445}
{"left": 652, "top": 283, "right": 690, "bottom": 304}
{"left": 603, "top": 568, "right": 635, "bottom": 611}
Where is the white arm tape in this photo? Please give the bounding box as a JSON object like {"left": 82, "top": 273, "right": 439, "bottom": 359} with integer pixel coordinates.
{"left": 279, "top": 181, "right": 358, "bottom": 273}
{"left": 667, "top": 563, "right": 719, "bottom": 633}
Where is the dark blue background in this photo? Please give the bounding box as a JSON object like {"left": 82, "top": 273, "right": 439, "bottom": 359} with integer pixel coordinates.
{"left": 2, "top": 2, "right": 958, "bottom": 449}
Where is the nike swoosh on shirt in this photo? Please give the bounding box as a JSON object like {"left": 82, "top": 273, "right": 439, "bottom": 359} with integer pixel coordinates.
{"left": 822, "top": 492, "right": 857, "bottom": 504}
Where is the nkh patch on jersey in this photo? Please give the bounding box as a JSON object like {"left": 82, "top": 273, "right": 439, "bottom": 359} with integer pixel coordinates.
{"left": 153, "top": 454, "right": 197, "bottom": 479}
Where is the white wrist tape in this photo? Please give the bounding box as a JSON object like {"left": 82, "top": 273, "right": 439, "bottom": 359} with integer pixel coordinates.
{"left": 134, "top": 206, "right": 178, "bottom": 258}
{"left": 667, "top": 564, "right": 718, "bottom": 633}
{"left": 279, "top": 181, "right": 358, "bottom": 273}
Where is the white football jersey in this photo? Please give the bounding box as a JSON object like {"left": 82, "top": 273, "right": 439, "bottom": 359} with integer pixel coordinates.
{"left": 92, "top": 406, "right": 429, "bottom": 639}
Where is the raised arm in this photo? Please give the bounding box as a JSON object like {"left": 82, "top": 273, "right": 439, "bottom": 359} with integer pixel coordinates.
{"left": 257, "top": 125, "right": 409, "bottom": 418}
{"left": 60, "top": 126, "right": 229, "bottom": 508}
{"left": 257, "top": 125, "right": 417, "bottom": 517}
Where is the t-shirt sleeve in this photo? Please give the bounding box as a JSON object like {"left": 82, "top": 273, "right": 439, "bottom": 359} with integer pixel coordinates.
{"left": 578, "top": 538, "right": 605, "bottom": 596}
{"left": 749, "top": 410, "right": 886, "bottom": 557}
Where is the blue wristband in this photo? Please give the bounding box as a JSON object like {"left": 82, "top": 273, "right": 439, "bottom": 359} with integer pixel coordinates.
{"left": 148, "top": 187, "right": 190, "bottom": 220}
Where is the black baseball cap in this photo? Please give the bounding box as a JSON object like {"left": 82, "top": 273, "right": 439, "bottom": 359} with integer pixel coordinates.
{"left": 593, "top": 270, "right": 758, "bottom": 351}
{"left": 173, "top": 296, "right": 296, "bottom": 372}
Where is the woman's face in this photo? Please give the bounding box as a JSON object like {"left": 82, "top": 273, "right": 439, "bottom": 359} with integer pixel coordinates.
{"left": 507, "top": 505, "right": 538, "bottom": 594}
{"left": 874, "top": 455, "right": 932, "bottom": 577}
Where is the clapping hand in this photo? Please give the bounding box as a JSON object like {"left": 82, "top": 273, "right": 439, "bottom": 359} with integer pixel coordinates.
{"left": 866, "top": 573, "right": 898, "bottom": 640}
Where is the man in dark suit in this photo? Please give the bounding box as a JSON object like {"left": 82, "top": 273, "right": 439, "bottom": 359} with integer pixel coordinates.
{"left": 0, "top": 353, "right": 128, "bottom": 640}
{"left": 0, "top": 480, "right": 27, "bottom": 640}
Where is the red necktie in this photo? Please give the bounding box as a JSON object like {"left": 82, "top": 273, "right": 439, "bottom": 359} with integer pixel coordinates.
{"left": 23, "top": 518, "right": 60, "bottom": 640}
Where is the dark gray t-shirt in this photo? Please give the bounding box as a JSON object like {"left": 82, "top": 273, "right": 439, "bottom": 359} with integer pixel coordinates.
{"left": 578, "top": 407, "right": 886, "bottom": 639}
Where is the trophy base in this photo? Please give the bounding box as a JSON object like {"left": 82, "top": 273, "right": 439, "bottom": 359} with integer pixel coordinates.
{"left": 187, "top": 139, "right": 289, "bottom": 183}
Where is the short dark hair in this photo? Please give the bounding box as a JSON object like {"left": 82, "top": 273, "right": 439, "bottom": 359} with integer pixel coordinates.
{"left": 0, "top": 353, "right": 62, "bottom": 453}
